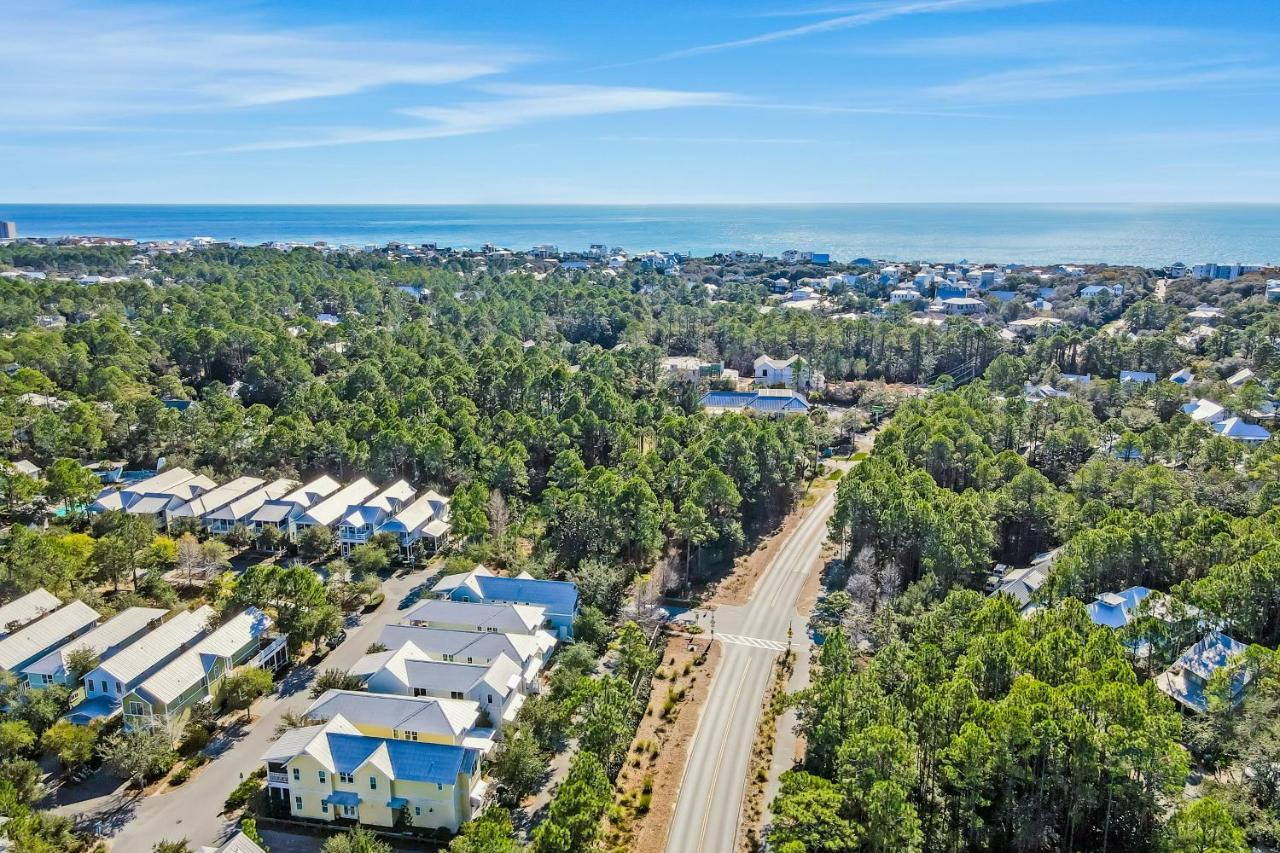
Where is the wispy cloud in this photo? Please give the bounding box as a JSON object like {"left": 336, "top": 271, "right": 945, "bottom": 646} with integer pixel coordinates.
{"left": 849, "top": 24, "right": 1196, "bottom": 57}
{"left": 651, "top": 0, "right": 1052, "bottom": 61}
{"left": 925, "top": 61, "right": 1280, "bottom": 103}
{"left": 0, "top": 1, "right": 527, "bottom": 122}
{"left": 224, "top": 84, "right": 738, "bottom": 151}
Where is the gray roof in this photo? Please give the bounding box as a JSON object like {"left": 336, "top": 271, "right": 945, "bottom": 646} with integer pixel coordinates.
{"left": 0, "top": 600, "right": 100, "bottom": 671}
{"left": 95, "top": 606, "right": 211, "bottom": 685}
{"left": 306, "top": 689, "right": 478, "bottom": 738}
{"left": 0, "top": 588, "right": 61, "bottom": 637}
{"left": 134, "top": 608, "right": 271, "bottom": 705}
{"left": 23, "top": 606, "right": 165, "bottom": 678}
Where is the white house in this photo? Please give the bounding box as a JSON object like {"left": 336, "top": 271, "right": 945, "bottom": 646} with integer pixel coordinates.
{"left": 1120, "top": 370, "right": 1157, "bottom": 384}
{"left": 941, "top": 297, "right": 985, "bottom": 316}
{"left": 1182, "top": 399, "right": 1228, "bottom": 425}
{"left": 1226, "top": 368, "right": 1256, "bottom": 388}
{"left": 402, "top": 599, "right": 547, "bottom": 637}
{"left": 1213, "top": 416, "right": 1271, "bottom": 444}
{"left": 753, "top": 355, "right": 824, "bottom": 391}
{"left": 889, "top": 288, "right": 919, "bottom": 304}
{"left": 91, "top": 467, "right": 218, "bottom": 526}
{"left": 351, "top": 642, "right": 525, "bottom": 729}
{"left": 337, "top": 480, "right": 415, "bottom": 555}
{"left": 379, "top": 623, "right": 554, "bottom": 692}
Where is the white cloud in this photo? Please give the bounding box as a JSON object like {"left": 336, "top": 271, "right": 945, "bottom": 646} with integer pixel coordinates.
{"left": 849, "top": 24, "right": 1196, "bottom": 57}
{"left": 652, "top": 0, "right": 1053, "bottom": 60}
{"left": 0, "top": 1, "right": 526, "bottom": 121}
{"left": 925, "top": 61, "right": 1280, "bottom": 103}
{"left": 226, "top": 84, "right": 739, "bottom": 151}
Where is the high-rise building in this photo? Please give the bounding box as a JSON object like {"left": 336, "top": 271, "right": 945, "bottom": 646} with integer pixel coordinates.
{"left": 0, "top": 221, "right": 16, "bottom": 239}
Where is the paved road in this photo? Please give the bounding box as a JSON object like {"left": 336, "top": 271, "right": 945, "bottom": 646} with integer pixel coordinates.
{"left": 47, "top": 565, "right": 438, "bottom": 851}
{"left": 665, "top": 486, "right": 838, "bottom": 853}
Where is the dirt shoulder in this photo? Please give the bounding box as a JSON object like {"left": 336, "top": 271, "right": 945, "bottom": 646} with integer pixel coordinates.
{"left": 607, "top": 635, "right": 721, "bottom": 853}
{"left": 708, "top": 473, "right": 842, "bottom": 608}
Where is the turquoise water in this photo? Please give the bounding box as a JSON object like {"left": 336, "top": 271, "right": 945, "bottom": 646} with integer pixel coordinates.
{"left": 1, "top": 203, "right": 1277, "bottom": 266}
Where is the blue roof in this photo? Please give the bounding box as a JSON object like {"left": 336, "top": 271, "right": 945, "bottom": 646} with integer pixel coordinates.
{"left": 699, "top": 390, "right": 810, "bottom": 414}
{"left": 386, "top": 797, "right": 409, "bottom": 809}
{"left": 324, "top": 791, "right": 362, "bottom": 806}
{"left": 326, "top": 733, "right": 473, "bottom": 785}
{"left": 988, "top": 290, "right": 1017, "bottom": 302}
{"left": 1086, "top": 586, "right": 1154, "bottom": 629}
{"left": 471, "top": 575, "right": 580, "bottom": 615}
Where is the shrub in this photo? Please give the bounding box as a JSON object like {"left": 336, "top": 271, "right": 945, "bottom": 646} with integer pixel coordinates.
{"left": 170, "top": 765, "right": 191, "bottom": 785}
{"left": 224, "top": 771, "right": 263, "bottom": 813}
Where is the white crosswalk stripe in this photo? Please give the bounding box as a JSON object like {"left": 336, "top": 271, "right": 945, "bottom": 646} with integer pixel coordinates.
{"left": 715, "top": 633, "right": 788, "bottom": 652}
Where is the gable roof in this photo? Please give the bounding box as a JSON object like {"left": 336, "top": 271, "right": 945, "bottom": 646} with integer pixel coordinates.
{"left": 276, "top": 475, "right": 342, "bottom": 509}
{"left": 199, "top": 830, "right": 267, "bottom": 853}
{"left": 306, "top": 689, "right": 479, "bottom": 738}
{"left": 96, "top": 605, "right": 211, "bottom": 685}
{"left": 379, "top": 623, "right": 555, "bottom": 665}
{"left": 0, "top": 588, "right": 61, "bottom": 636}
{"left": 169, "top": 476, "right": 266, "bottom": 520}
{"left": 382, "top": 490, "right": 449, "bottom": 534}
{"left": 404, "top": 599, "right": 545, "bottom": 634}
{"left": 1119, "top": 370, "right": 1157, "bottom": 383}
{"left": 263, "top": 714, "right": 476, "bottom": 784}
{"left": 300, "top": 478, "right": 378, "bottom": 527}
{"left": 23, "top": 606, "right": 165, "bottom": 678}
{"left": 435, "top": 570, "right": 579, "bottom": 614}
{"left": 1182, "top": 398, "right": 1226, "bottom": 423}
{"left": 134, "top": 608, "right": 272, "bottom": 705}
{"left": 351, "top": 641, "right": 520, "bottom": 698}
{"left": 0, "top": 600, "right": 100, "bottom": 671}
{"left": 1214, "top": 416, "right": 1271, "bottom": 441}
{"left": 699, "top": 389, "right": 810, "bottom": 414}
{"left": 1086, "top": 586, "right": 1154, "bottom": 629}
{"left": 206, "top": 477, "right": 299, "bottom": 522}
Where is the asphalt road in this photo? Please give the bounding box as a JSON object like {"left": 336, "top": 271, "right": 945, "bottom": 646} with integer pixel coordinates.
{"left": 665, "top": 486, "right": 838, "bottom": 853}
{"left": 47, "top": 565, "right": 438, "bottom": 852}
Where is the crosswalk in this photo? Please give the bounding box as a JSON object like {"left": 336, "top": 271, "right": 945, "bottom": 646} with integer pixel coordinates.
{"left": 715, "top": 633, "right": 788, "bottom": 652}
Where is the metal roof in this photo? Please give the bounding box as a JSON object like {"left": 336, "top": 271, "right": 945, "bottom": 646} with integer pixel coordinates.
{"left": 327, "top": 732, "right": 470, "bottom": 785}
{"left": 404, "top": 599, "right": 545, "bottom": 634}
{"left": 300, "top": 478, "right": 377, "bottom": 527}
{"left": 208, "top": 478, "right": 299, "bottom": 521}
{"left": 96, "top": 605, "right": 211, "bottom": 685}
{"left": 277, "top": 475, "right": 342, "bottom": 508}
{"left": 450, "top": 572, "right": 580, "bottom": 615}
{"left": 379, "top": 623, "right": 553, "bottom": 666}
{"left": 306, "top": 689, "right": 478, "bottom": 738}
{"left": 169, "top": 476, "right": 265, "bottom": 519}
{"left": 23, "top": 606, "right": 165, "bottom": 678}
{"left": 134, "top": 608, "right": 271, "bottom": 705}
{"left": 0, "top": 588, "right": 61, "bottom": 637}
{"left": 0, "top": 600, "right": 100, "bottom": 671}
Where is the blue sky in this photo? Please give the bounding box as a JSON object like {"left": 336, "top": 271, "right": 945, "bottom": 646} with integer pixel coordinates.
{"left": 5, "top": 0, "right": 1279, "bottom": 203}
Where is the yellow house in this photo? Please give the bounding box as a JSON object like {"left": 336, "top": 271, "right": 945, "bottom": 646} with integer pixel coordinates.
{"left": 262, "top": 714, "right": 484, "bottom": 833}
{"left": 304, "top": 689, "right": 496, "bottom": 754}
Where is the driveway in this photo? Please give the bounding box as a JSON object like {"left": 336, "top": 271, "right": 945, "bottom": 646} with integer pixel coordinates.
{"left": 46, "top": 564, "right": 440, "bottom": 851}
{"left": 664, "top": 485, "right": 838, "bottom": 853}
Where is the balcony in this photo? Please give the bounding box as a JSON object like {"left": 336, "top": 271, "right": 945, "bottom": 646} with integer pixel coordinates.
{"left": 267, "top": 771, "right": 290, "bottom": 785}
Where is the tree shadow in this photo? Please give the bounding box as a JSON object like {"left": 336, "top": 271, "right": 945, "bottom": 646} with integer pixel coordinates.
{"left": 277, "top": 662, "right": 316, "bottom": 698}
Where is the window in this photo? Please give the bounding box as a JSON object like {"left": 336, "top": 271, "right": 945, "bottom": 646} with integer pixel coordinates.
{"left": 339, "top": 772, "right": 354, "bottom": 784}
{"left": 115, "top": 680, "right": 122, "bottom": 693}
{"left": 126, "top": 700, "right": 145, "bottom": 716}
{"left": 436, "top": 783, "right": 443, "bottom": 791}
{"left": 466, "top": 656, "right": 474, "bottom": 663}
{"left": 486, "top": 694, "right": 493, "bottom": 703}
{"left": 318, "top": 770, "right": 326, "bottom": 783}
{"left": 321, "top": 801, "right": 329, "bottom": 814}
{"left": 405, "top": 730, "right": 418, "bottom": 742}
{"left": 342, "top": 804, "right": 357, "bottom": 817}
{"left": 369, "top": 776, "right": 377, "bottom": 790}
{"left": 414, "top": 806, "right": 421, "bottom": 816}
{"left": 294, "top": 796, "right": 303, "bottom": 811}
{"left": 413, "top": 687, "right": 428, "bottom": 697}
{"left": 450, "top": 691, "right": 464, "bottom": 700}
{"left": 292, "top": 767, "right": 300, "bottom": 781}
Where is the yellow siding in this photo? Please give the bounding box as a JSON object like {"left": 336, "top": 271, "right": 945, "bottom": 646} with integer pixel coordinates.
{"left": 343, "top": 720, "right": 460, "bottom": 747}
{"left": 284, "top": 754, "right": 336, "bottom": 822}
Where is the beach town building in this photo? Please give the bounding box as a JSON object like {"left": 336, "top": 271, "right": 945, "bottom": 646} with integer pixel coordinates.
{"left": 378, "top": 623, "right": 554, "bottom": 692}
{"left": 753, "top": 354, "right": 824, "bottom": 391}
{"left": 350, "top": 642, "right": 525, "bottom": 730}
{"left": 167, "top": 476, "right": 266, "bottom": 529}
{"left": 22, "top": 606, "right": 165, "bottom": 689}
{"left": 1182, "top": 398, "right": 1229, "bottom": 425}
{"left": 1213, "top": 416, "right": 1271, "bottom": 444}
{"left": 0, "top": 600, "right": 100, "bottom": 674}
{"left": 402, "top": 599, "right": 547, "bottom": 637}
{"left": 90, "top": 467, "right": 218, "bottom": 526}
{"left": 293, "top": 478, "right": 379, "bottom": 538}
{"left": 122, "top": 607, "right": 283, "bottom": 741}
{"left": 429, "top": 568, "right": 580, "bottom": 641}
{"left": 262, "top": 714, "right": 483, "bottom": 832}
{"left": 204, "top": 477, "right": 300, "bottom": 535}
{"left": 1157, "top": 631, "right": 1253, "bottom": 712}
{"left": 248, "top": 475, "right": 342, "bottom": 540}
{"left": 71, "top": 605, "right": 212, "bottom": 725}
{"left": 337, "top": 479, "right": 415, "bottom": 556}
{"left": 0, "top": 588, "right": 61, "bottom": 637}
{"left": 376, "top": 490, "right": 451, "bottom": 562}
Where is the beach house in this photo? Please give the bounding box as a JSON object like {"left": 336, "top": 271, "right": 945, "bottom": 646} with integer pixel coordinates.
{"left": 430, "top": 568, "right": 580, "bottom": 640}
{"left": 22, "top": 606, "right": 165, "bottom": 688}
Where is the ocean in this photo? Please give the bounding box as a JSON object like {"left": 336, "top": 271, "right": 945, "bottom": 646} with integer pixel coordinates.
{"left": 1, "top": 203, "right": 1277, "bottom": 267}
